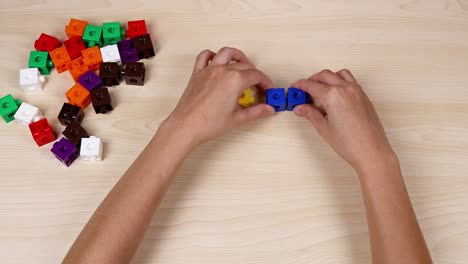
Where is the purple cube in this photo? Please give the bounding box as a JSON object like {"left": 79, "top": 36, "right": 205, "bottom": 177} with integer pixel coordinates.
{"left": 51, "top": 138, "right": 79, "bottom": 167}
{"left": 117, "top": 39, "right": 139, "bottom": 64}
{"left": 78, "top": 70, "right": 104, "bottom": 91}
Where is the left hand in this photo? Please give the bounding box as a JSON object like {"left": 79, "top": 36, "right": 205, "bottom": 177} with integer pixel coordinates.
{"left": 163, "top": 47, "right": 275, "bottom": 146}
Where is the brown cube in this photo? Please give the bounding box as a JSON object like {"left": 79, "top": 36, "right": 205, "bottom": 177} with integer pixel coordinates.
{"left": 58, "top": 103, "right": 85, "bottom": 126}
{"left": 132, "top": 34, "right": 155, "bottom": 59}
{"left": 91, "top": 87, "right": 113, "bottom": 114}
{"left": 122, "top": 62, "right": 145, "bottom": 86}
{"left": 62, "top": 122, "right": 89, "bottom": 149}
{"left": 99, "top": 62, "right": 121, "bottom": 86}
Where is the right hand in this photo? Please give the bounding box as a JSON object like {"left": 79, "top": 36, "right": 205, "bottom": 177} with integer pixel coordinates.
{"left": 291, "top": 69, "right": 396, "bottom": 171}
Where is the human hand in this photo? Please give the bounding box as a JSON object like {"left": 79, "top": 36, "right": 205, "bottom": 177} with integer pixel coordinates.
{"left": 291, "top": 69, "right": 396, "bottom": 171}
{"left": 163, "top": 47, "right": 275, "bottom": 146}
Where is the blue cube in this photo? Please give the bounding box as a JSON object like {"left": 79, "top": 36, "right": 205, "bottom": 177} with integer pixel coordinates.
{"left": 266, "top": 88, "right": 287, "bottom": 112}
{"left": 287, "top": 87, "right": 309, "bottom": 111}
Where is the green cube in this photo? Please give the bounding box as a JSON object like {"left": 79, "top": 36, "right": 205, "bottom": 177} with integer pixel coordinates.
{"left": 83, "top": 25, "right": 103, "bottom": 47}
{"left": 102, "top": 22, "right": 125, "bottom": 45}
{"left": 28, "top": 51, "right": 54, "bottom": 75}
{"left": 0, "top": 94, "right": 22, "bottom": 123}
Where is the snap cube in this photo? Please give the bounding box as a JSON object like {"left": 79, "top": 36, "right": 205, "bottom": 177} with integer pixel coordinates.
{"left": 66, "top": 83, "right": 91, "bottom": 109}
{"left": 49, "top": 46, "right": 71, "bottom": 73}
{"left": 102, "top": 22, "right": 125, "bottom": 45}
{"left": 90, "top": 88, "right": 113, "bottom": 114}
{"left": 29, "top": 118, "right": 55, "bottom": 147}
{"left": 126, "top": 20, "right": 148, "bottom": 38}
{"left": 133, "top": 34, "right": 155, "bottom": 59}
{"left": 28, "top": 51, "right": 54, "bottom": 75}
{"left": 62, "top": 122, "right": 89, "bottom": 148}
{"left": 0, "top": 94, "right": 22, "bottom": 123}
{"left": 19, "top": 68, "right": 46, "bottom": 92}
{"left": 78, "top": 70, "right": 103, "bottom": 91}
{"left": 286, "top": 87, "right": 309, "bottom": 111}
{"left": 100, "top": 44, "right": 121, "bottom": 64}
{"left": 58, "top": 103, "right": 85, "bottom": 126}
{"left": 14, "top": 102, "right": 43, "bottom": 126}
{"left": 82, "top": 46, "right": 103, "bottom": 71}
{"left": 67, "top": 57, "right": 89, "bottom": 81}
{"left": 238, "top": 87, "right": 256, "bottom": 108}
{"left": 266, "top": 88, "right": 287, "bottom": 112}
{"left": 80, "top": 136, "right": 103, "bottom": 161}
{"left": 65, "top": 18, "right": 88, "bottom": 38}
{"left": 50, "top": 138, "right": 79, "bottom": 167}
{"left": 99, "top": 62, "right": 121, "bottom": 86}
{"left": 34, "top": 33, "right": 60, "bottom": 52}
{"left": 117, "top": 39, "right": 139, "bottom": 64}
{"left": 82, "top": 24, "right": 103, "bottom": 47}
{"left": 122, "top": 62, "right": 145, "bottom": 86}
{"left": 64, "top": 36, "right": 86, "bottom": 60}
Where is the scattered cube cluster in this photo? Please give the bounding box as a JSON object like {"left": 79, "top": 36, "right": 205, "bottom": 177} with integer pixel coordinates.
{"left": 1, "top": 18, "right": 155, "bottom": 167}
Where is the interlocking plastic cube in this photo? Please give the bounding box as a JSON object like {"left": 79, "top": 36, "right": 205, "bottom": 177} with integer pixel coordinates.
{"left": 19, "top": 68, "right": 46, "bottom": 92}
{"left": 62, "top": 122, "right": 89, "bottom": 149}
{"left": 80, "top": 136, "right": 103, "bottom": 161}
{"left": 91, "top": 88, "right": 113, "bottom": 114}
{"left": 51, "top": 138, "right": 79, "bottom": 167}
{"left": 133, "top": 34, "right": 155, "bottom": 59}
{"left": 78, "top": 70, "right": 104, "bottom": 91}
{"left": 82, "top": 46, "right": 103, "bottom": 71}
{"left": 99, "top": 62, "right": 121, "bottom": 86}
{"left": 49, "top": 46, "right": 71, "bottom": 73}
{"left": 57, "top": 103, "right": 85, "bottom": 126}
{"left": 65, "top": 18, "right": 88, "bottom": 38}
{"left": 102, "top": 22, "right": 125, "bottom": 45}
{"left": 266, "top": 88, "right": 287, "bottom": 112}
{"left": 287, "top": 87, "right": 308, "bottom": 111}
{"left": 67, "top": 57, "right": 89, "bottom": 81}
{"left": 126, "top": 20, "right": 147, "bottom": 38}
{"left": 14, "top": 102, "right": 43, "bottom": 126}
{"left": 117, "top": 39, "right": 139, "bottom": 64}
{"left": 28, "top": 51, "right": 54, "bottom": 75}
{"left": 100, "top": 44, "right": 121, "bottom": 64}
{"left": 64, "top": 36, "right": 86, "bottom": 60}
{"left": 0, "top": 94, "right": 22, "bottom": 123}
{"left": 122, "top": 62, "right": 145, "bottom": 86}
{"left": 29, "top": 118, "right": 55, "bottom": 147}
{"left": 238, "top": 87, "right": 256, "bottom": 108}
{"left": 66, "top": 83, "right": 91, "bottom": 109}
{"left": 82, "top": 24, "right": 103, "bottom": 47}
{"left": 34, "top": 33, "right": 60, "bottom": 52}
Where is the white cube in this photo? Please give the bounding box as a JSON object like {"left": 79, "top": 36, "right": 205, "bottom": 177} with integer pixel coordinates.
{"left": 20, "top": 68, "right": 46, "bottom": 92}
{"left": 80, "top": 136, "right": 103, "bottom": 161}
{"left": 13, "top": 102, "right": 43, "bottom": 126}
{"left": 100, "top": 45, "right": 121, "bottom": 64}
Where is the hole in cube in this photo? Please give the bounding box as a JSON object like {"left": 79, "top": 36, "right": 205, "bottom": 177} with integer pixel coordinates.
{"left": 34, "top": 56, "right": 42, "bottom": 63}
{"left": 58, "top": 145, "right": 67, "bottom": 153}
{"left": 85, "top": 76, "right": 93, "bottom": 84}
{"left": 293, "top": 91, "right": 301, "bottom": 99}
{"left": 108, "top": 27, "right": 115, "bottom": 33}
{"left": 273, "top": 93, "right": 280, "bottom": 100}
{"left": 129, "top": 79, "right": 138, "bottom": 84}
{"left": 89, "top": 30, "right": 96, "bottom": 36}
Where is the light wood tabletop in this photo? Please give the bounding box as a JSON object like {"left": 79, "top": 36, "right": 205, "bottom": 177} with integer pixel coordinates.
{"left": 1, "top": 1, "right": 468, "bottom": 263}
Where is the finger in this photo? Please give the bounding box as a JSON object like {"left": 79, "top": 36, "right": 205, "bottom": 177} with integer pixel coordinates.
{"left": 240, "top": 69, "right": 273, "bottom": 93}
{"left": 308, "top": 69, "right": 344, "bottom": 85}
{"left": 229, "top": 62, "right": 255, "bottom": 71}
{"left": 336, "top": 69, "right": 357, "bottom": 83}
{"left": 293, "top": 104, "right": 329, "bottom": 135}
{"left": 234, "top": 104, "right": 275, "bottom": 125}
{"left": 193, "top": 49, "right": 216, "bottom": 73}
{"left": 291, "top": 79, "right": 330, "bottom": 101}
{"left": 211, "top": 47, "right": 252, "bottom": 65}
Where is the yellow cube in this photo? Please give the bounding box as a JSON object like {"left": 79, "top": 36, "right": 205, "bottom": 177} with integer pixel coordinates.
{"left": 238, "top": 87, "right": 256, "bottom": 108}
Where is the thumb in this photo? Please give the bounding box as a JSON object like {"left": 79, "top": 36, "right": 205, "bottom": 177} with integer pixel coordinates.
{"left": 293, "top": 104, "right": 328, "bottom": 134}
{"left": 234, "top": 104, "right": 275, "bottom": 125}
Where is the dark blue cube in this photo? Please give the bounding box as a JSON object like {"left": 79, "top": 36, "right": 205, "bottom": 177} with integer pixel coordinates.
{"left": 266, "top": 88, "right": 287, "bottom": 112}
{"left": 287, "top": 87, "right": 309, "bottom": 111}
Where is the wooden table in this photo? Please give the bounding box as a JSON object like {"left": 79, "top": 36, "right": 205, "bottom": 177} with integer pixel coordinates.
{"left": 1, "top": 1, "right": 467, "bottom": 263}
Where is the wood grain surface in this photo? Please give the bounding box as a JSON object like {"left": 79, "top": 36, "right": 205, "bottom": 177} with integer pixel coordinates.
{"left": 0, "top": 0, "right": 467, "bottom": 263}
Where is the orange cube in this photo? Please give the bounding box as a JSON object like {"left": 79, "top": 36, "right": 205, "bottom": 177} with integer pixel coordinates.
{"left": 65, "top": 18, "right": 88, "bottom": 38}
{"left": 68, "top": 57, "right": 89, "bottom": 81}
{"left": 50, "top": 46, "right": 71, "bottom": 73}
{"left": 82, "top": 46, "right": 102, "bottom": 71}
{"left": 66, "top": 83, "right": 91, "bottom": 109}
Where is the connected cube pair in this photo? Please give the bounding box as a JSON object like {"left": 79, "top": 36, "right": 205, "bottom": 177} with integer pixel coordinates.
{"left": 266, "top": 87, "right": 311, "bottom": 112}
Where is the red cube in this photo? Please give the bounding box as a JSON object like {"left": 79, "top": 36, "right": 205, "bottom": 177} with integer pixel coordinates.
{"left": 125, "top": 20, "right": 147, "bottom": 38}
{"left": 64, "top": 36, "right": 86, "bottom": 60}
{"left": 29, "top": 118, "right": 56, "bottom": 147}
{"left": 34, "top": 33, "right": 60, "bottom": 52}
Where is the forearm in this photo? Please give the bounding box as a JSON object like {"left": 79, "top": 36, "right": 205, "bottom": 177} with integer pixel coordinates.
{"left": 357, "top": 153, "right": 432, "bottom": 264}
{"left": 63, "top": 121, "right": 195, "bottom": 263}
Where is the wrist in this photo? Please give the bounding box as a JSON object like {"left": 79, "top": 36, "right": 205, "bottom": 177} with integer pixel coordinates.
{"left": 155, "top": 117, "right": 198, "bottom": 152}
{"left": 355, "top": 150, "right": 400, "bottom": 177}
